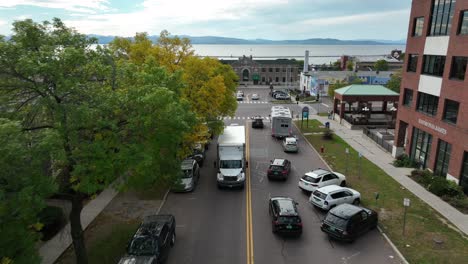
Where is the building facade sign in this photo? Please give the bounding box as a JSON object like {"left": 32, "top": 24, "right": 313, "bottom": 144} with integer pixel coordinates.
{"left": 418, "top": 118, "right": 447, "bottom": 135}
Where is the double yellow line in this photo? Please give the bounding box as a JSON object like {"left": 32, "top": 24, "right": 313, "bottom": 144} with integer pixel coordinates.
{"left": 245, "top": 125, "right": 254, "bottom": 264}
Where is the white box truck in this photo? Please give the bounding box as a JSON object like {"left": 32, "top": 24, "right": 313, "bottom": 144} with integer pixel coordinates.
{"left": 271, "top": 106, "right": 292, "bottom": 138}
{"left": 216, "top": 125, "right": 246, "bottom": 188}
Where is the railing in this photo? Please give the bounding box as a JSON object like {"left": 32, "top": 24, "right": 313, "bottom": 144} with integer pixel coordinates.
{"left": 362, "top": 127, "right": 393, "bottom": 153}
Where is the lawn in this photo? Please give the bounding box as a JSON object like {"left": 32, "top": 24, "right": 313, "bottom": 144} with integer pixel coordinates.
{"left": 294, "top": 119, "right": 328, "bottom": 133}
{"left": 298, "top": 123, "right": 468, "bottom": 264}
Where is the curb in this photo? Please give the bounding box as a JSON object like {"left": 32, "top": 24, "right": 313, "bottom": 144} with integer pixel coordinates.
{"left": 378, "top": 226, "right": 410, "bottom": 264}
{"left": 156, "top": 189, "right": 170, "bottom": 214}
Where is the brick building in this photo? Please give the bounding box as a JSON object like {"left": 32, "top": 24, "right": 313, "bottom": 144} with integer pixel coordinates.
{"left": 222, "top": 55, "right": 300, "bottom": 86}
{"left": 393, "top": 0, "right": 468, "bottom": 193}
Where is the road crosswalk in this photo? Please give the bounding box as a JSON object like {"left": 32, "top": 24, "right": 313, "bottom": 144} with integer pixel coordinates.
{"left": 219, "top": 116, "right": 271, "bottom": 120}
{"left": 237, "top": 101, "right": 269, "bottom": 104}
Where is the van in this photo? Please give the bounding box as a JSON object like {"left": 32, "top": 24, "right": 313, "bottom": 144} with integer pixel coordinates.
{"left": 172, "top": 159, "right": 200, "bottom": 192}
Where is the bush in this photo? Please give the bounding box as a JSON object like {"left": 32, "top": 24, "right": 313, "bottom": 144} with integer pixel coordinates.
{"left": 411, "top": 169, "right": 433, "bottom": 186}
{"left": 428, "top": 176, "right": 450, "bottom": 196}
{"left": 393, "top": 154, "right": 419, "bottom": 168}
{"left": 38, "top": 206, "right": 66, "bottom": 241}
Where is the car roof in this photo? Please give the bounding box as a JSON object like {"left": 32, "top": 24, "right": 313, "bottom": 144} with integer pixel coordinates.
{"left": 305, "top": 169, "right": 331, "bottom": 178}
{"left": 181, "top": 159, "right": 195, "bottom": 170}
{"left": 284, "top": 137, "right": 297, "bottom": 143}
{"left": 271, "top": 197, "right": 298, "bottom": 216}
{"left": 329, "top": 204, "right": 363, "bottom": 219}
{"left": 272, "top": 159, "right": 286, "bottom": 166}
{"left": 316, "top": 185, "right": 343, "bottom": 194}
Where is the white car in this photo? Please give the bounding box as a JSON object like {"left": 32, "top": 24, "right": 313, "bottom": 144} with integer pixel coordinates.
{"left": 238, "top": 90, "right": 244, "bottom": 97}
{"left": 298, "top": 169, "right": 346, "bottom": 193}
{"left": 275, "top": 93, "right": 290, "bottom": 100}
{"left": 309, "top": 185, "right": 360, "bottom": 210}
{"left": 282, "top": 137, "right": 298, "bottom": 152}
{"left": 252, "top": 93, "right": 259, "bottom": 100}
{"left": 236, "top": 93, "right": 243, "bottom": 101}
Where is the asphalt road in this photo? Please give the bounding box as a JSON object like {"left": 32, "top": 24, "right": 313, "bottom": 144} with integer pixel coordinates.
{"left": 161, "top": 87, "right": 402, "bottom": 264}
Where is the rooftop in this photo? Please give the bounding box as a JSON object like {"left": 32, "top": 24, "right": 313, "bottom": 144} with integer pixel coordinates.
{"left": 334, "top": 85, "right": 399, "bottom": 96}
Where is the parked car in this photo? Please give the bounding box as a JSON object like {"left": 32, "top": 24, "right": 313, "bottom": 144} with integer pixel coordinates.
{"left": 236, "top": 93, "right": 243, "bottom": 101}
{"left": 271, "top": 90, "right": 287, "bottom": 98}
{"left": 275, "top": 93, "right": 291, "bottom": 100}
{"left": 321, "top": 204, "right": 378, "bottom": 242}
{"left": 252, "top": 93, "right": 259, "bottom": 100}
{"left": 298, "top": 169, "right": 346, "bottom": 193}
{"left": 269, "top": 197, "right": 302, "bottom": 236}
{"left": 252, "top": 116, "right": 264, "bottom": 129}
{"left": 309, "top": 185, "right": 361, "bottom": 210}
{"left": 237, "top": 90, "right": 244, "bottom": 97}
{"left": 267, "top": 159, "right": 291, "bottom": 180}
{"left": 118, "top": 215, "right": 176, "bottom": 264}
{"left": 172, "top": 159, "right": 200, "bottom": 192}
{"left": 188, "top": 143, "right": 206, "bottom": 166}
{"left": 282, "top": 137, "right": 298, "bottom": 153}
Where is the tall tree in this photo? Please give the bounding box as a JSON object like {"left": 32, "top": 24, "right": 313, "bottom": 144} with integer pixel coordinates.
{"left": 0, "top": 19, "right": 194, "bottom": 263}
{"left": 386, "top": 70, "right": 402, "bottom": 93}
{"left": 0, "top": 119, "right": 57, "bottom": 264}
{"left": 374, "top": 59, "right": 389, "bottom": 71}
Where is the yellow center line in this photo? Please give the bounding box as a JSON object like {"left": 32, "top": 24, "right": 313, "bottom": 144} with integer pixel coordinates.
{"left": 245, "top": 125, "right": 254, "bottom": 264}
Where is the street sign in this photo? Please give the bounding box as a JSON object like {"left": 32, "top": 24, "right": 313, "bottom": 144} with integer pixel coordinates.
{"left": 403, "top": 198, "right": 410, "bottom": 207}
{"left": 302, "top": 112, "right": 309, "bottom": 118}
{"left": 302, "top": 106, "right": 309, "bottom": 113}
{"left": 345, "top": 148, "right": 349, "bottom": 154}
{"left": 358, "top": 152, "right": 362, "bottom": 158}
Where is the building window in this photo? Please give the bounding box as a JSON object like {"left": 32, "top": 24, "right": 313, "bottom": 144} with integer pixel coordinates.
{"left": 429, "top": 0, "right": 456, "bottom": 36}
{"left": 461, "top": 152, "right": 468, "bottom": 194}
{"left": 410, "top": 127, "right": 433, "bottom": 169}
{"left": 449, "top": 56, "right": 467, "bottom": 80}
{"left": 443, "top": 99, "right": 459, "bottom": 124}
{"left": 403, "top": 89, "right": 413, "bottom": 106}
{"left": 261, "top": 68, "right": 266, "bottom": 72}
{"left": 458, "top": 10, "right": 468, "bottom": 35}
{"left": 283, "top": 68, "right": 286, "bottom": 72}
{"left": 435, "top": 140, "right": 451, "bottom": 177}
{"left": 413, "top": 17, "right": 424, "bottom": 36}
{"left": 417, "top": 92, "right": 439, "bottom": 116}
{"left": 269, "top": 68, "right": 273, "bottom": 72}
{"left": 282, "top": 77, "right": 286, "bottom": 82}
{"left": 407, "top": 54, "right": 419, "bottom": 72}
{"left": 276, "top": 68, "right": 280, "bottom": 72}
{"left": 290, "top": 77, "right": 293, "bottom": 82}
{"left": 422, "top": 55, "right": 446, "bottom": 77}
{"left": 261, "top": 77, "right": 265, "bottom": 82}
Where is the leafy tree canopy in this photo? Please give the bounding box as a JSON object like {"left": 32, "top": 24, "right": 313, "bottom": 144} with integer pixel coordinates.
{"left": 374, "top": 59, "right": 389, "bottom": 71}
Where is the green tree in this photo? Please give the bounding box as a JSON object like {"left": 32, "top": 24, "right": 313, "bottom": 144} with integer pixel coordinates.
{"left": 0, "top": 119, "right": 57, "bottom": 264}
{"left": 374, "top": 59, "right": 389, "bottom": 71}
{"left": 328, "top": 81, "right": 349, "bottom": 97}
{"left": 346, "top": 61, "right": 354, "bottom": 71}
{"left": 386, "top": 70, "right": 402, "bottom": 93}
{"left": 0, "top": 19, "right": 194, "bottom": 263}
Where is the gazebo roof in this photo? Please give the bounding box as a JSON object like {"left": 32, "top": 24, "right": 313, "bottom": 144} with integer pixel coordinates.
{"left": 335, "top": 85, "right": 399, "bottom": 96}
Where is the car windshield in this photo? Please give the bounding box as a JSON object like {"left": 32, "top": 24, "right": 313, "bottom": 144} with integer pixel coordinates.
{"left": 181, "top": 169, "right": 193, "bottom": 178}
{"left": 302, "top": 175, "right": 320, "bottom": 183}
{"left": 270, "top": 165, "right": 284, "bottom": 171}
{"left": 325, "top": 213, "right": 348, "bottom": 229}
{"left": 220, "top": 160, "right": 242, "bottom": 169}
{"left": 279, "top": 216, "right": 301, "bottom": 224}
{"left": 313, "top": 190, "right": 327, "bottom": 199}
{"left": 128, "top": 237, "right": 157, "bottom": 256}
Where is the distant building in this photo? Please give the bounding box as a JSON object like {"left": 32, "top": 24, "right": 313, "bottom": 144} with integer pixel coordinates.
{"left": 393, "top": 0, "right": 468, "bottom": 193}
{"left": 339, "top": 51, "right": 404, "bottom": 72}
{"left": 222, "top": 55, "right": 300, "bottom": 85}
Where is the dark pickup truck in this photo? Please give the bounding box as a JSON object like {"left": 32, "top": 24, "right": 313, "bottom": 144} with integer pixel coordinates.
{"left": 118, "top": 215, "right": 176, "bottom": 264}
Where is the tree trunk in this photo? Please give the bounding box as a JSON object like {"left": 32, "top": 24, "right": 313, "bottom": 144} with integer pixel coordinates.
{"left": 70, "top": 194, "right": 88, "bottom": 264}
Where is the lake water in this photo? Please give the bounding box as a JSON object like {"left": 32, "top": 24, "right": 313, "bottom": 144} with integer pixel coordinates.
{"left": 192, "top": 44, "right": 406, "bottom": 64}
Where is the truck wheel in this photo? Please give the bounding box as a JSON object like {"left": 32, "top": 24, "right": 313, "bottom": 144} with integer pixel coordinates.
{"left": 170, "top": 232, "right": 176, "bottom": 247}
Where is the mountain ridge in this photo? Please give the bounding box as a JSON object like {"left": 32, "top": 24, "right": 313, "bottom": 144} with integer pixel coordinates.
{"left": 87, "top": 34, "right": 406, "bottom": 45}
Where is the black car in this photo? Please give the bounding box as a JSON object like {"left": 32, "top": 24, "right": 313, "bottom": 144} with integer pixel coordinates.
{"left": 118, "top": 215, "right": 176, "bottom": 264}
{"left": 252, "top": 117, "right": 264, "bottom": 129}
{"left": 321, "top": 204, "right": 378, "bottom": 242}
{"left": 269, "top": 197, "right": 302, "bottom": 236}
{"left": 267, "top": 159, "right": 291, "bottom": 180}
{"left": 188, "top": 143, "right": 206, "bottom": 166}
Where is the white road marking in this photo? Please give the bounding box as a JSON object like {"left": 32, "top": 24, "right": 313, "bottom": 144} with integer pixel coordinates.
{"left": 321, "top": 103, "right": 330, "bottom": 107}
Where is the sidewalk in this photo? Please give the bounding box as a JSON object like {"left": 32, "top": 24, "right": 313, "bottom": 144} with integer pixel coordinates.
{"left": 301, "top": 103, "right": 468, "bottom": 235}
{"left": 39, "top": 187, "right": 118, "bottom": 264}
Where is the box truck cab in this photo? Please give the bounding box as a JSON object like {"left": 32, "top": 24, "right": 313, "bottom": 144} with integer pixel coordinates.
{"left": 216, "top": 125, "right": 246, "bottom": 188}
{"left": 271, "top": 106, "right": 292, "bottom": 138}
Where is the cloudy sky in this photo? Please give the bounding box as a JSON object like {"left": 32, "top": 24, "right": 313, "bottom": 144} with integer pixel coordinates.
{"left": 0, "top": 0, "right": 411, "bottom": 40}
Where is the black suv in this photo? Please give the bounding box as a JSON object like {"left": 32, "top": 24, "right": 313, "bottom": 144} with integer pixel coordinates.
{"left": 118, "top": 215, "right": 176, "bottom": 264}
{"left": 267, "top": 159, "right": 291, "bottom": 180}
{"left": 252, "top": 116, "right": 264, "bottom": 129}
{"left": 321, "top": 204, "right": 378, "bottom": 242}
{"left": 269, "top": 197, "right": 302, "bottom": 236}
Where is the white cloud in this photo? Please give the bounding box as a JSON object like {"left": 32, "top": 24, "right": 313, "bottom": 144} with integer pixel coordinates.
{"left": 0, "top": 0, "right": 111, "bottom": 13}
{"left": 64, "top": 0, "right": 291, "bottom": 36}
{"left": 0, "top": 20, "right": 6, "bottom": 26}
{"left": 299, "top": 9, "right": 410, "bottom": 27}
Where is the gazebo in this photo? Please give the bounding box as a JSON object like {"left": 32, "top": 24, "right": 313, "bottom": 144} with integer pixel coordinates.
{"left": 333, "top": 85, "right": 400, "bottom": 127}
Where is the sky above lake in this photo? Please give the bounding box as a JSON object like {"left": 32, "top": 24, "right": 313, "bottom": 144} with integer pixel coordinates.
{"left": 0, "top": 0, "right": 411, "bottom": 40}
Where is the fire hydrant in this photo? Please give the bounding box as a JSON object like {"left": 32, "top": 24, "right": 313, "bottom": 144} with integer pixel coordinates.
{"left": 320, "top": 146, "right": 324, "bottom": 153}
